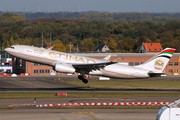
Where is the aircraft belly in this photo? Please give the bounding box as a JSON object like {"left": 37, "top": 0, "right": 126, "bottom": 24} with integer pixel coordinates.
{"left": 102, "top": 69, "right": 133, "bottom": 78}
{"left": 89, "top": 70, "right": 103, "bottom": 76}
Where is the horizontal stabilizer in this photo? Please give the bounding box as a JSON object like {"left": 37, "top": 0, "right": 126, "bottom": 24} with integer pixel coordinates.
{"left": 113, "top": 58, "right": 121, "bottom": 63}
{"left": 148, "top": 72, "right": 167, "bottom": 77}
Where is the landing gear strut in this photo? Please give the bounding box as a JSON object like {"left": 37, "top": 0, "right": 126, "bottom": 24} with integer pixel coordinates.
{"left": 78, "top": 75, "right": 88, "bottom": 84}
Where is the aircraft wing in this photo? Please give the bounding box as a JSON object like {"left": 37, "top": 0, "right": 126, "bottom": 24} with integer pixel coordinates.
{"left": 72, "top": 61, "right": 117, "bottom": 74}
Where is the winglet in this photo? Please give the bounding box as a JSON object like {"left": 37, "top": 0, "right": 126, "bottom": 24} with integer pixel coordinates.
{"left": 48, "top": 46, "right": 54, "bottom": 50}
{"left": 100, "top": 55, "right": 111, "bottom": 61}
{"left": 113, "top": 58, "right": 121, "bottom": 63}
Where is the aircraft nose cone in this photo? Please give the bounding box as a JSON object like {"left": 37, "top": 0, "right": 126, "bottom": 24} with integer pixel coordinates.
{"left": 4, "top": 48, "right": 9, "bottom": 52}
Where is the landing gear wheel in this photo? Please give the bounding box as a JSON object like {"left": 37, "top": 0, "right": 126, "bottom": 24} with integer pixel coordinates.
{"left": 82, "top": 79, "right": 88, "bottom": 84}
{"left": 78, "top": 75, "right": 83, "bottom": 80}
{"left": 78, "top": 75, "right": 88, "bottom": 84}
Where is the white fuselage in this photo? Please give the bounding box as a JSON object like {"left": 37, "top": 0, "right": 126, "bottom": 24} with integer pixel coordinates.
{"left": 5, "top": 45, "right": 150, "bottom": 78}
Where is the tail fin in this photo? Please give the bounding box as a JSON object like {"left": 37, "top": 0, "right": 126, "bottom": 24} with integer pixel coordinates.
{"left": 136, "top": 48, "right": 175, "bottom": 73}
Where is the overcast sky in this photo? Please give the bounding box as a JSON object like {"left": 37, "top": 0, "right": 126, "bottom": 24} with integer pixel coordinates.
{"left": 0, "top": 0, "right": 180, "bottom": 13}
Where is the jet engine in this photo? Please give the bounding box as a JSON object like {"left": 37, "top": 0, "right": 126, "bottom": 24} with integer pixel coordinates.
{"left": 55, "top": 63, "right": 75, "bottom": 73}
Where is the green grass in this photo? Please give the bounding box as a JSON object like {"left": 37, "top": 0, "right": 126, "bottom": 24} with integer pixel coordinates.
{"left": 0, "top": 106, "right": 12, "bottom": 109}
{"left": 0, "top": 92, "right": 55, "bottom": 99}
{"left": 59, "top": 80, "right": 180, "bottom": 89}
{"left": 0, "top": 92, "right": 180, "bottom": 99}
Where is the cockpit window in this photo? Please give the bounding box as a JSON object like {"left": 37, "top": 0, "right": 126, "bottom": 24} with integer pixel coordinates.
{"left": 11, "top": 47, "right": 14, "bottom": 49}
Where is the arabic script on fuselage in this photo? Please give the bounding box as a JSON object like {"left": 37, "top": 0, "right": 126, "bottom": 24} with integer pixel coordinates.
{"left": 33, "top": 49, "right": 44, "bottom": 54}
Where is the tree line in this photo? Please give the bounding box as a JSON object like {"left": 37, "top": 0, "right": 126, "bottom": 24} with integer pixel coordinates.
{"left": 7, "top": 11, "right": 180, "bottom": 23}
{"left": 1, "top": 12, "right": 180, "bottom": 52}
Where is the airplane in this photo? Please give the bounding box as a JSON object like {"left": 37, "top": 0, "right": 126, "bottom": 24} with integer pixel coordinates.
{"left": 5, "top": 45, "right": 175, "bottom": 83}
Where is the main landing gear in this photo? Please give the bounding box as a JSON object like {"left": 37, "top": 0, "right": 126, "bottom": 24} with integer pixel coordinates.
{"left": 78, "top": 75, "right": 88, "bottom": 84}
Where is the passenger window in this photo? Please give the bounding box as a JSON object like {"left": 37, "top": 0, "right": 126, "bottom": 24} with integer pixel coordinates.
{"left": 11, "top": 47, "right": 14, "bottom": 49}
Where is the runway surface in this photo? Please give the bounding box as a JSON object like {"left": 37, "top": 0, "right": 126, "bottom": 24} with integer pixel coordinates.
{"left": 1, "top": 75, "right": 180, "bottom": 92}
{"left": 1, "top": 76, "right": 179, "bottom": 120}
{"left": 0, "top": 109, "right": 158, "bottom": 120}
{"left": 0, "top": 76, "right": 179, "bottom": 107}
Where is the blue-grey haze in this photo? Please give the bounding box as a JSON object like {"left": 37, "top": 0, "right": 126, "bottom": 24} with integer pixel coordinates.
{"left": 0, "top": 0, "right": 180, "bottom": 13}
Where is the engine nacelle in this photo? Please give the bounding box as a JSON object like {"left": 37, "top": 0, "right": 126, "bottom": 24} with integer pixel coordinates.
{"left": 55, "top": 63, "right": 75, "bottom": 73}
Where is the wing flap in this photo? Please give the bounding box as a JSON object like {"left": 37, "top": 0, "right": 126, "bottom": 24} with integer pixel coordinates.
{"left": 72, "top": 61, "right": 117, "bottom": 73}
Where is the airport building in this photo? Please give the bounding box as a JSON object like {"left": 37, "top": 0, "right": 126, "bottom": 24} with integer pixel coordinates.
{"left": 0, "top": 51, "right": 12, "bottom": 73}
